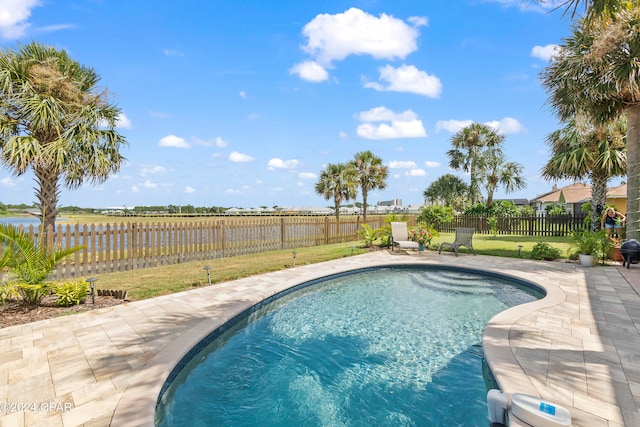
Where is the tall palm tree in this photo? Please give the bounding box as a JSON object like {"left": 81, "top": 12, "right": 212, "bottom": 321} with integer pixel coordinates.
{"left": 351, "top": 150, "right": 389, "bottom": 223}
{"left": 0, "top": 42, "right": 127, "bottom": 231}
{"left": 542, "top": 0, "right": 635, "bottom": 21}
{"left": 447, "top": 123, "right": 504, "bottom": 204}
{"left": 542, "top": 115, "right": 626, "bottom": 230}
{"left": 478, "top": 147, "right": 527, "bottom": 208}
{"left": 541, "top": 10, "right": 640, "bottom": 238}
{"left": 314, "top": 162, "right": 358, "bottom": 221}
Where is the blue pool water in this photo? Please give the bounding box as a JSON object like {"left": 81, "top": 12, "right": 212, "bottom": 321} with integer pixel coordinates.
{"left": 156, "top": 267, "right": 541, "bottom": 426}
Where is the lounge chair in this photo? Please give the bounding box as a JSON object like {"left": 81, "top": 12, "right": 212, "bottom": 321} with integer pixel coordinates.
{"left": 438, "top": 227, "right": 476, "bottom": 256}
{"left": 391, "top": 222, "right": 419, "bottom": 251}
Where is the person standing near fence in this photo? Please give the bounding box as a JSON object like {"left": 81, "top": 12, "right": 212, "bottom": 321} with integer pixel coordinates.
{"left": 601, "top": 207, "right": 625, "bottom": 237}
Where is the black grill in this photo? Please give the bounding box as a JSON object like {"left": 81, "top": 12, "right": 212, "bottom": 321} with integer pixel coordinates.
{"left": 620, "top": 239, "right": 640, "bottom": 268}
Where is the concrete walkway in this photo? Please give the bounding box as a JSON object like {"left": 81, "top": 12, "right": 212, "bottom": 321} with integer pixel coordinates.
{"left": 1, "top": 251, "right": 639, "bottom": 426}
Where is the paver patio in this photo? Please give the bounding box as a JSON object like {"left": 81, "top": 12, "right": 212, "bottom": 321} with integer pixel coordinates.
{"left": 1, "top": 250, "right": 639, "bottom": 426}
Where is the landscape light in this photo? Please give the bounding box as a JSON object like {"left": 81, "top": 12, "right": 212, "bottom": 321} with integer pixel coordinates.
{"left": 203, "top": 266, "right": 211, "bottom": 285}
{"left": 292, "top": 251, "right": 297, "bottom": 267}
{"left": 86, "top": 278, "right": 98, "bottom": 304}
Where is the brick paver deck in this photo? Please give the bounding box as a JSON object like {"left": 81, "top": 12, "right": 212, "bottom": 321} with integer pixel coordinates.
{"left": 1, "top": 251, "right": 639, "bottom": 426}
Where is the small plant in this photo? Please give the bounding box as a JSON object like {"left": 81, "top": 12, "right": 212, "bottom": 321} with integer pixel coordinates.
{"left": 569, "top": 230, "right": 613, "bottom": 259}
{"left": 0, "top": 282, "right": 20, "bottom": 304}
{"left": 52, "top": 280, "right": 89, "bottom": 306}
{"left": 487, "top": 216, "right": 498, "bottom": 237}
{"left": 409, "top": 223, "right": 438, "bottom": 247}
{"left": 17, "top": 283, "right": 50, "bottom": 306}
{"left": 531, "top": 242, "right": 562, "bottom": 261}
{"left": 358, "top": 224, "right": 385, "bottom": 247}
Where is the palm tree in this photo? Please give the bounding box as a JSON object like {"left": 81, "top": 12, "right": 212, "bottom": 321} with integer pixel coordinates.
{"left": 447, "top": 123, "right": 504, "bottom": 204}
{"left": 0, "top": 42, "right": 127, "bottom": 231}
{"left": 478, "top": 147, "right": 527, "bottom": 208}
{"left": 542, "top": 115, "right": 626, "bottom": 230}
{"left": 541, "top": 10, "right": 640, "bottom": 238}
{"left": 351, "top": 150, "right": 389, "bottom": 223}
{"left": 423, "top": 174, "right": 470, "bottom": 210}
{"left": 0, "top": 224, "right": 82, "bottom": 305}
{"left": 541, "top": 0, "right": 634, "bottom": 20}
{"left": 314, "top": 162, "right": 358, "bottom": 221}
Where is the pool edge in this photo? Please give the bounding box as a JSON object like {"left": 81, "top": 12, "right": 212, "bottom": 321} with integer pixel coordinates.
{"left": 110, "top": 253, "right": 563, "bottom": 427}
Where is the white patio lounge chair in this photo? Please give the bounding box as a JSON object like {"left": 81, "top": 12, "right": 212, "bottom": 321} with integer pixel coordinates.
{"left": 438, "top": 227, "right": 476, "bottom": 257}
{"left": 391, "top": 222, "right": 419, "bottom": 252}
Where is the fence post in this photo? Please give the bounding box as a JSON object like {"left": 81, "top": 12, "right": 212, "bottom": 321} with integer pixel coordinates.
{"left": 280, "top": 218, "right": 286, "bottom": 250}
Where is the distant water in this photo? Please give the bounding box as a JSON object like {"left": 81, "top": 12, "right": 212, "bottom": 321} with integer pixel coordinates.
{"left": 0, "top": 217, "right": 67, "bottom": 228}
{"left": 0, "top": 216, "right": 42, "bottom": 228}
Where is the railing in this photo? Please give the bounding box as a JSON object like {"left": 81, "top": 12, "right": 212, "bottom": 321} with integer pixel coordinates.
{"left": 4, "top": 216, "right": 392, "bottom": 279}
{"left": 439, "top": 214, "right": 588, "bottom": 236}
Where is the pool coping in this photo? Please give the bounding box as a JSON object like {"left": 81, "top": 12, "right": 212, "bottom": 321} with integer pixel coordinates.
{"left": 111, "top": 253, "right": 564, "bottom": 427}
{"left": 4, "top": 250, "right": 636, "bottom": 426}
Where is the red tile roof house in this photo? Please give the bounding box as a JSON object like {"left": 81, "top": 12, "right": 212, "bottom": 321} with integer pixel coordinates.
{"left": 530, "top": 182, "right": 627, "bottom": 216}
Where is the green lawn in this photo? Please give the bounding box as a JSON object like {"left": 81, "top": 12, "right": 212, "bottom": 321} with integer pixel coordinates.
{"left": 431, "top": 232, "right": 573, "bottom": 259}
{"left": 90, "top": 234, "right": 575, "bottom": 302}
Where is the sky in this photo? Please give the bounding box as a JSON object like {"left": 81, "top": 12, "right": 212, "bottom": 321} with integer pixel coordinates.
{"left": 0, "top": 0, "right": 606, "bottom": 209}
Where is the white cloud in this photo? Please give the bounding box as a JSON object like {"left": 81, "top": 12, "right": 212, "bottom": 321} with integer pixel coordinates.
{"left": 357, "top": 107, "right": 426, "bottom": 140}
{"left": 299, "top": 172, "right": 317, "bottom": 179}
{"left": 268, "top": 158, "right": 299, "bottom": 169}
{"left": 131, "top": 180, "right": 158, "bottom": 192}
{"left": 116, "top": 113, "right": 132, "bottom": 129}
{"left": 300, "top": 8, "right": 421, "bottom": 66}
{"left": 289, "top": 60, "right": 329, "bottom": 82}
{"left": 193, "top": 136, "right": 229, "bottom": 148}
{"left": 0, "top": 177, "right": 17, "bottom": 187}
{"left": 184, "top": 186, "right": 195, "bottom": 194}
{"left": 239, "top": 91, "right": 247, "bottom": 99}
{"left": 435, "top": 118, "right": 524, "bottom": 134}
{"left": 406, "top": 169, "right": 426, "bottom": 177}
{"left": 435, "top": 119, "right": 473, "bottom": 133}
{"left": 338, "top": 131, "right": 347, "bottom": 139}
{"left": 357, "top": 106, "right": 417, "bottom": 122}
{"left": 158, "top": 135, "right": 190, "bottom": 148}
{"left": 364, "top": 64, "right": 442, "bottom": 98}
{"left": 388, "top": 160, "right": 417, "bottom": 169}
{"left": 0, "top": 0, "right": 41, "bottom": 39}
{"left": 485, "top": 117, "right": 525, "bottom": 134}
{"left": 139, "top": 165, "right": 166, "bottom": 176}
{"left": 229, "top": 151, "right": 255, "bottom": 162}
{"left": 531, "top": 44, "right": 560, "bottom": 61}
{"left": 357, "top": 119, "right": 426, "bottom": 140}
{"left": 424, "top": 161, "right": 440, "bottom": 168}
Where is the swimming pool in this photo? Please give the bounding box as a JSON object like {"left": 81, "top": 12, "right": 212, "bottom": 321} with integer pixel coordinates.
{"left": 156, "top": 266, "right": 542, "bottom": 426}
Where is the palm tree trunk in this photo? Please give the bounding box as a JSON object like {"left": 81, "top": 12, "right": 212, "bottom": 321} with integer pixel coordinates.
{"left": 362, "top": 189, "right": 368, "bottom": 223}
{"left": 627, "top": 105, "right": 640, "bottom": 240}
{"left": 590, "top": 173, "right": 608, "bottom": 232}
{"left": 33, "top": 165, "right": 60, "bottom": 232}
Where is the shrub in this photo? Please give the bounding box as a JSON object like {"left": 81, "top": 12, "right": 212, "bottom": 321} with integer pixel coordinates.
{"left": 0, "top": 282, "right": 19, "bottom": 304}
{"left": 52, "top": 280, "right": 89, "bottom": 306}
{"left": 531, "top": 242, "right": 562, "bottom": 261}
{"left": 17, "top": 283, "right": 50, "bottom": 306}
{"left": 417, "top": 205, "right": 453, "bottom": 228}
{"left": 358, "top": 224, "right": 385, "bottom": 247}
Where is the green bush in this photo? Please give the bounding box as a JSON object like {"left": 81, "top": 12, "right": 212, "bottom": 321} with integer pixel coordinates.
{"left": 52, "top": 280, "right": 89, "bottom": 306}
{"left": 417, "top": 205, "right": 453, "bottom": 228}
{"left": 17, "top": 283, "right": 49, "bottom": 306}
{"left": 0, "top": 282, "right": 19, "bottom": 304}
{"left": 531, "top": 242, "right": 562, "bottom": 261}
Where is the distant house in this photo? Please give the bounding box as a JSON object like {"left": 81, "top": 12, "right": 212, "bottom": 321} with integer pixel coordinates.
{"left": 530, "top": 182, "right": 628, "bottom": 215}
{"left": 606, "top": 183, "right": 627, "bottom": 213}
{"left": 530, "top": 183, "right": 591, "bottom": 215}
